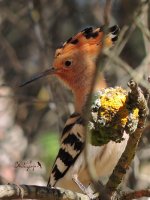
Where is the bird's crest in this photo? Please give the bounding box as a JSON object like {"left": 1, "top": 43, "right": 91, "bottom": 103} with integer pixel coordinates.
{"left": 55, "top": 25, "right": 120, "bottom": 59}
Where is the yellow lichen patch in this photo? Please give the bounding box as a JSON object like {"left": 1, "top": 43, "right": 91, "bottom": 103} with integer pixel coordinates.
{"left": 99, "top": 87, "right": 128, "bottom": 126}
{"left": 133, "top": 108, "right": 139, "bottom": 119}
{"left": 120, "top": 110, "right": 128, "bottom": 126}
{"left": 100, "top": 87, "right": 127, "bottom": 110}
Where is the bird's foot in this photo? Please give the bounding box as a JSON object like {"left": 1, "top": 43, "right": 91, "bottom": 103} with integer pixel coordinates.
{"left": 72, "top": 174, "right": 98, "bottom": 199}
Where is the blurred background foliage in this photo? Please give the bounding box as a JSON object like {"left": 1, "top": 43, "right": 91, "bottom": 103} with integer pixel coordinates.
{"left": 0, "top": 0, "right": 150, "bottom": 194}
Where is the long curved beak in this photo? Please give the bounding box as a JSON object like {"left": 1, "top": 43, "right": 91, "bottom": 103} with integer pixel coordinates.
{"left": 19, "top": 67, "right": 56, "bottom": 87}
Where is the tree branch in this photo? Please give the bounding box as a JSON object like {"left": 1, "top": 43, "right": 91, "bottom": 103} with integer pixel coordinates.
{"left": 0, "top": 184, "right": 89, "bottom": 200}
{"left": 105, "top": 80, "right": 149, "bottom": 197}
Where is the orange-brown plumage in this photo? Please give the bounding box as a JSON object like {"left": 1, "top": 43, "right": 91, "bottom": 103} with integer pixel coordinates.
{"left": 53, "top": 25, "right": 119, "bottom": 112}
{"left": 55, "top": 27, "right": 114, "bottom": 59}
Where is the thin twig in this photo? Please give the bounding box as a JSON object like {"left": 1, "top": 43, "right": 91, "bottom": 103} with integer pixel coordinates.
{"left": 121, "top": 188, "right": 150, "bottom": 200}
{"left": 104, "top": 49, "right": 149, "bottom": 90}
{"left": 0, "top": 33, "right": 22, "bottom": 72}
{"left": 103, "top": 0, "right": 112, "bottom": 25}
{"left": 83, "top": 1, "right": 113, "bottom": 198}
{"left": 135, "top": 1, "right": 150, "bottom": 53}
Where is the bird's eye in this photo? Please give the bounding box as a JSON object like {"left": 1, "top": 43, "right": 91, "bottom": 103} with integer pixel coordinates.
{"left": 64, "top": 60, "right": 72, "bottom": 67}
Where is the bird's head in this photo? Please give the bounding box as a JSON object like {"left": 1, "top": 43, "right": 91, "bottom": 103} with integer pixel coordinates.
{"left": 20, "top": 25, "right": 119, "bottom": 93}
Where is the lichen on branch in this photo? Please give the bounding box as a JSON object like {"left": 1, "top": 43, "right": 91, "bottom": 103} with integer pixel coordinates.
{"left": 89, "top": 83, "right": 143, "bottom": 146}
{"left": 105, "top": 80, "right": 149, "bottom": 196}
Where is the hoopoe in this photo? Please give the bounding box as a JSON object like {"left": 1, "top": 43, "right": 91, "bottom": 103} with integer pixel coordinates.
{"left": 21, "top": 25, "right": 129, "bottom": 195}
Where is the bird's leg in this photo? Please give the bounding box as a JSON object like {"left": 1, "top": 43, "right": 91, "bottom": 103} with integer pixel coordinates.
{"left": 72, "top": 174, "right": 98, "bottom": 199}
{"left": 72, "top": 174, "right": 86, "bottom": 193}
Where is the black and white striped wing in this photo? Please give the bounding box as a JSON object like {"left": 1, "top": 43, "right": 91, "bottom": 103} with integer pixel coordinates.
{"left": 47, "top": 112, "right": 85, "bottom": 187}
